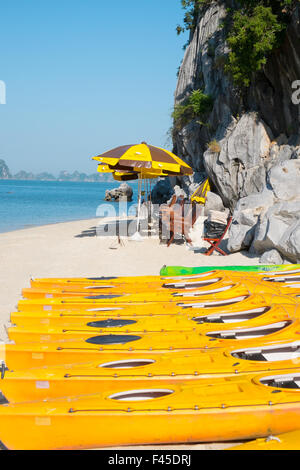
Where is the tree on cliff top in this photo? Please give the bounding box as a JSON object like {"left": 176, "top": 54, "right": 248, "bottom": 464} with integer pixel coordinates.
{"left": 225, "top": 5, "right": 284, "bottom": 87}
{"left": 177, "top": 0, "right": 297, "bottom": 86}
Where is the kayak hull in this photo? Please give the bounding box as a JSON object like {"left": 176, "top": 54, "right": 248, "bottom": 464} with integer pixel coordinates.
{"left": 2, "top": 371, "right": 300, "bottom": 449}
{"left": 1, "top": 406, "right": 300, "bottom": 450}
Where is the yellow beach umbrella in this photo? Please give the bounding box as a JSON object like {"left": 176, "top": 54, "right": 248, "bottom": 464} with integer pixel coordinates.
{"left": 191, "top": 178, "right": 211, "bottom": 205}
{"left": 93, "top": 142, "right": 193, "bottom": 176}
{"left": 97, "top": 164, "right": 114, "bottom": 174}
{"left": 93, "top": 143, "right": 193, "bottom": 240}
{"left": 97, "top": 164, "right": 165, "bottom": 182}
{"left": 113, "top": 171, "right": 138, "bottom": 182}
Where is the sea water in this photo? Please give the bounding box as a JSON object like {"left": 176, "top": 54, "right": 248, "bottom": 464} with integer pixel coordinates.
{"left": 0, "top": 180, "right": 140, "bottom": 233}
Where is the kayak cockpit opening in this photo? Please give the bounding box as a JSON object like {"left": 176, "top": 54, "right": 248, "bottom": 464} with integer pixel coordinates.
{"left": 84, "top": 295, "right": 123, "bottom": 300}
{"left": 260, "top": 373, "right": 300, "bottom": 390}
{"left": 178, "top": 296, "right": 249, "bottom": 309}
{"left": 173, "top": 285, "right": 235, "bottom": 297}
{"left": 109, "top": 389, "right": 174, "bottom": 401}
{"left": 87, "top": 319, "right": 137, "bottom": 328}
{"left": 193, "top": 306, "right": 271, "bottom": 324}
{"left": 232, "top": 341, "right": 300, "bottom": 362}
{"left": 263, "top": 276, "right": 300, "bottom": 283}
{"left": 87, "top": 277, "right": 118, "bottom": 280}
{"left": 283, "top": 283, "right": 300, "bottom": 289}
{"left": 162, "top": 278, "right": 221, "bottom": 290}
{"left": 86, "top": 307, "right": 123, "bottom": 312}
{"left": 99, "top": 359, "right": 155, "bottom": 369}
{"left": 206, "top": 321, "right": 291, "bottom": 340}
{"left": 85, "top": 334, "right": 141, "bottom": 345}
{"left": 261, "top": 268, "right": 300, "bottom": 277}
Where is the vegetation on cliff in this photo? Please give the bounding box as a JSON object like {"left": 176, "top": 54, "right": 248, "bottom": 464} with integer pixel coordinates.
{"left": 176, "top": 0, "right": 206, "bottom": 38}
{"left": 172, "top": 89, "right": 213, "bottom": 130}
{"left": 177, "top": 0, "right": 297, "bottom": 87}
{"left": 225, "top": 1, "right": 295, "bottom": 86}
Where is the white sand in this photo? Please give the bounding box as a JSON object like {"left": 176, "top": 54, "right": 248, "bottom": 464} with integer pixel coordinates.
{"left": 0, "top": 216, "right": 260, "bottom": 339}
{"left": 0, "top": 217, "right": 261, "bottom": 450}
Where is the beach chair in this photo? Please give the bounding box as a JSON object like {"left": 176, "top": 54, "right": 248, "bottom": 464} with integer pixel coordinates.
{"left": 165, "top": 196, "right": 186, "bottom": 247}
{"left": 160, "top": 197, "right": 201, "bottom": 247}
{"left": 158, "top": 194, "right": 178, "bottom": 241}
{"left": 202, "top": 216, "right": 233, "bottom": 256}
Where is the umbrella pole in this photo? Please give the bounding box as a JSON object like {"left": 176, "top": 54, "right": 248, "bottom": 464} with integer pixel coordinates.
{"left": 129, "top": 174, "right": 144, "bottom": 241}
{"left": 136, "top": 174, "right": 142, "bottom": 233}
{"left": 146, "top": 178, "right": 149, "bottom": 237}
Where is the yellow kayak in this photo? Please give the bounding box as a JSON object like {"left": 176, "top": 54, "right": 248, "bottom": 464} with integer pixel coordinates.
{"left": 10, "top": 301, "right": 295, "bottom": 330}
{"left": 15, "top": 294, "right": 298, "bottom": 330}
{"left": 21, "top": 282, "right": 246, "bottom": 300}
{"left": 21, "top": 279, "right": 273, "bottom": 301}
{"left": 1, "top": 369, "right": 300, "bottom": 449}
{"left": 31, "top": 266, "right": 300, "bottom": 289}
{"left": 3, "top": 319, "right": 299, "bottom": 370}
{"left": 228, "top": 429, "right": 300, "bottom": 450}
{"left": 18, "top": 291, "right": 297, "bottom": 314}
{"left": 22, "top": 273, "right": 300, "bottom": 300}
{"left": 27, "top": 273, "right": 232, "bottom": 296}
{"left": 6, "top": 304, "right": 297, "bottom": 343}
{"left": 18, "top": 281, "right": 300, "bottom": 310}
{"left": 3, "top": 339, "right": 300, "bottom": 402}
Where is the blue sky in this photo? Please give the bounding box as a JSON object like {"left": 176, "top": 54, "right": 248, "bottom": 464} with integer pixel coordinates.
{"left": 0, "top": 0, "right": 188, "bottom": 175}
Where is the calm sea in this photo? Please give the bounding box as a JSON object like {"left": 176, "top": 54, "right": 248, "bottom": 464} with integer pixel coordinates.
{"left": 0, "top": 180, "right": 140, "bottom": 233}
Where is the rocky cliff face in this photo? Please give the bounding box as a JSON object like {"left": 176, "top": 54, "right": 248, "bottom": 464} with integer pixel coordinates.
{"left": 172, "top": 0, "right": 300, "bottom": 262}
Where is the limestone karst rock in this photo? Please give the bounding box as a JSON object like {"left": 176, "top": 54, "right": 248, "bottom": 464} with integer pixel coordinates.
{"left": 105, "top": 183, "right": 133, "bottom": 202}
{"left": 167, "top": 1, "right": 300, "bottom": 260}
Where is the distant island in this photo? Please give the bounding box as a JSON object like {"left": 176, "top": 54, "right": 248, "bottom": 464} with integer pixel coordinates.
{"left": 0, "top": 159, "right": 114, "bottom": 182}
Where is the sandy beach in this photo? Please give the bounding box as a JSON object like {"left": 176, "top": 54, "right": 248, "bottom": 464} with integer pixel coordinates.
{"left": 0, "top": 216, "right": 261, "bottom": 339}
{"left": 0, "top": 216, "right": 261, "bottom": 450}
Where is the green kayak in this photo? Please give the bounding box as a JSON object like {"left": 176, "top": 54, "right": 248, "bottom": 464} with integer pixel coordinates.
{"left": 160, "top": 264, "right": 300, "bottom": 276}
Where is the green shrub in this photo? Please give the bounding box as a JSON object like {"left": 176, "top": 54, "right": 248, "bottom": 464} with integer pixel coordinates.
{"left": 176, "top": 0, "right": 212, "bottom": 37}
{"left": 177, "top": 0, "right": 296, "bottom": 88}
{"left": 224, "top": 1, "right": 295, "bottom": 87}
{"left": 225, "top": 5, "right": 284, "bottom": 87}
{"left": 172, "top": 89, "right": 213, "bottom": 130}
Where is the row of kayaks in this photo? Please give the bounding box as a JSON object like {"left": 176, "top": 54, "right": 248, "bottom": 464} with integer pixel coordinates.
{"left": 1, "top": 264, "right": 300, "bottom": 449}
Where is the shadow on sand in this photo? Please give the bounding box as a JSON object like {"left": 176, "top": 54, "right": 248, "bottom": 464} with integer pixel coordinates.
{"left": 74, "top": 218, "right": 158, "bottom": 239}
